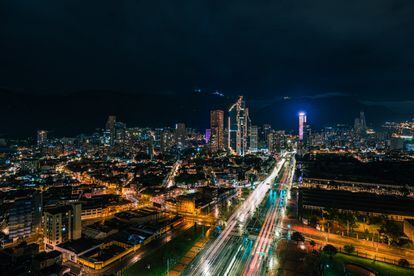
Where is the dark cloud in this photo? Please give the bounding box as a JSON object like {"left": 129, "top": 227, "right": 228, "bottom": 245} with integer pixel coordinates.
{"left": 0, "top": 0, "right": 413, "bottom": 101}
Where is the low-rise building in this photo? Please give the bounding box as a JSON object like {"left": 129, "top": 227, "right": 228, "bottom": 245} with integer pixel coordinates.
{"left": 403, "top": 220, "right": 414, "bottom": 241}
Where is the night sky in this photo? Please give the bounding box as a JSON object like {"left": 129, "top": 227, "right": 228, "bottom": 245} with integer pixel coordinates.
{"left": 1, "top": 1, "right": 414, "bottom": 135}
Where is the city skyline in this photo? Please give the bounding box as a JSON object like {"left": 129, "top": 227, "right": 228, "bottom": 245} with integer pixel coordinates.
{"left": 1, "top": 1, "right": 414, "bottom": 275}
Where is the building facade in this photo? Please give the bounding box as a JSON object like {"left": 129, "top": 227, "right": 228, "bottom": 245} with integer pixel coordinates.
{"left": 249, "top": 125, "right": 258, "bottom": 152}
{"left": 44, "top": 204, "right": 81, "bottom": 248}
{"left": 210, "top": 110, "right": 224, "bottom": 152}
{"left": 298, "top": 112, "right": 307, "bottom": 141}
{"left": 228, "top": 96, "right": 250, "bottom": 156}
{"left": 2, "top": 190, "right": 42, "bottom": 242}
{"left": 37, "top": 130, "right": 48, "bottom": 146}
{"left": 175, "top": 123, "right": 187, "bottom": 150}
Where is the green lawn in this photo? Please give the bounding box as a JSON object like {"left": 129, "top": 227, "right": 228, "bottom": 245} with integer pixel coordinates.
{"left": 122, "top": 226, "right": 203, "bottom": 276}
{"left": 321, "top": 253, "right": 414, "bottom": 276}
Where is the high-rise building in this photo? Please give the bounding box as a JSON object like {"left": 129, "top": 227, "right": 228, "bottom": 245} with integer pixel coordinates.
{"left": 354, "top": 111, "right": 367, "bottom": 134}
{"left": 298, "top": 112, "right": 307, "bottom": 141}
{"left": 210, "top": 110, "right": 224, "bottom": 152}
{"left": 268, "top": 132, "right": 277, "bottom": 153}
{"left": 268, "top": 130, "right": 286, "bottom": 154}
{"left": 1, "top": 190, "right": 42, "bottom": 241}
{"left": 354, "top": 118, "right": 361, "bottom": 131}
{"left": 160, "top": 129, "right": 174, "bottom": 152}
{"left": 228, "top": 96, "right": 250, "bottom": 155}
{"left": 115, "top": 121, "right": 127, "bottom": 144}
{"left": 105, "top": 115, "right": 116, "bottom": 131}
{"left": 105, "top": 116, "right": 116, "bottom": 145}
{"left": 249, "top": 125, "right": 258, "bottom": 152}
{"left": 175, "top": 123, "right": 187, "bottom": 149}
{"left": 360, "top": 111, "right": 367, "bottom": 130}
{"left": 44, "top": 204, "right": 81, "bottom": 248}
{"left": 205, "top": 129, "right": 211, "bottom": 144}
{"left": 37, "top": 130, "right": 48, "bottom": 146}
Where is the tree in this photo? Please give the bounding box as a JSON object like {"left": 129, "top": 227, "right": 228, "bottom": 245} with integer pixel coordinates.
{"left": 381, "top": 220, "right": 402, "bottom": 244}
{"left": 323, "top": 244, "right": 338, "bottom": 258}
{"left": 291, "top": 231, "right": 305, "bottom": 243}
{"left": 343, "top": 244, "right": 355, "bottom": 254}
{"left": 309, "top": 240, "right": 316, "bottom": 248}
{"left": 398, "top": 259, "right": 410, "bottom": 268}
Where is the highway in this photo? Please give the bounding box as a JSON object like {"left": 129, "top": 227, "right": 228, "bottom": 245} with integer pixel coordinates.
{"left": 186, "top": 153, "right": 290, "bottom": 276}
{"left": 243, "top": 161, "right": 294, "bottom": 276}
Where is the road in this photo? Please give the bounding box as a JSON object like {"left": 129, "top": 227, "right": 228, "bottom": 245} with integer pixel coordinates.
{"left": 242, "top": 157, "right": 296, "bottom": 276}
{"left": 164, "top": 160, "right": 181, "bottom": 188}
{"left": 186, "top": 153, "right": 289, "bottom": 275}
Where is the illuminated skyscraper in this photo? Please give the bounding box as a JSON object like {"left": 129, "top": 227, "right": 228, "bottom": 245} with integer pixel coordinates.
{"left": 175, "top": 123, "right": 187, "bottom": 149}
{"left": 298, "top": 112, "right": 307, "bottom": 141}
{"left": 210, "top": 110, "right": 224, "bottom": 152}
{"left": 228, "top": 96, "right": 250, "bottom": 155}
{"left": 249, "top": 125, "right": 258, "bottom": 152}
{"left": 205, "top": 129, "right": 211, "bottom": 144}
{"left": 37, "top": 130, "right": 48, "bottom": 146}
{"left": 160, "top": 129, "right": 174, "bottom": 152}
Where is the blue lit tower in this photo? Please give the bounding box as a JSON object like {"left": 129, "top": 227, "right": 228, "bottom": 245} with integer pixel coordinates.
{"left": 299, "top": 112, "right": 307, "bottom": 141}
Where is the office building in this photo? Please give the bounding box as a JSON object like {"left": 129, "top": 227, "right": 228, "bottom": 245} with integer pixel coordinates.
{"left": 354, "top": 111, "right": 367, "bottom": 134}
{"left": 205, "top": 129, "right": 211, "bottom": 144}
{"left": 175, "top": 123, "right": 187, "bottom": 149}
{"left": 228, "top": 96, "right": 250, "bottom": 156}
{"left": 298, "top": 112, "right": 307, "bottom": 141}
{"left": 105, "top": 116, "right": 116, "bottom": 145}
{"left": 249, "top": 125, "right": 258, "bottom": 152}
{"left": 360, "top": 111, "right": 367, "bottom": 130}
{"left": 210, "top": 110, "right": 224, "bottom": 152}
{"left": 160, "top": 129, "right": 174, "bottom": 152}
{"left": 37, "top": 130, "right": 48, "bottom": 146}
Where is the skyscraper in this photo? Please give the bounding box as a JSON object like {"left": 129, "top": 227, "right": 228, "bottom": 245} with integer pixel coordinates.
{"left": 105, "top": 116, "right": 116, "bottom": 145}
{"left": 175, "top": 123, "right": 187, "bottom": 149}
{"left": 360, "top": 111, "right": 367, "bottom": 130}
{"left": 160, "top": 129, "right": 174, "bottom": 152}
{"left": 37, "top": 130, "right": 48, "bottom": 146}
{"left": 210, "top": 110, "right": 224, "bottom": 152}
{"left": 354, "top": 111, "right": 367, "bottom": 134}
{"left": 298, "top": 112, "right": 307, "bottom": 141}
{"left": 249, "top": 125, "right": 258, "bottom": 152}
{"left": 228, "top": 96, "right": 250, "bottom": 155}
{"left": 205, "top": 129, "right": 211, "bottom": 144}
{"left": 105, "top": 115, "right": 116, "bottom": 131}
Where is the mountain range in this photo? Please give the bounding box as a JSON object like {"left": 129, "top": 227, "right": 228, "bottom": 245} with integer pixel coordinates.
{"left": 0, "top": 89, "right": 411, "bottom": 138}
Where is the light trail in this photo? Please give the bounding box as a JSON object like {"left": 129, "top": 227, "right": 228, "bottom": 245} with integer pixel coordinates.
{"left": 187, "top": 155, "right": 287, "bottom": 275}
{"left": 243, "top": 161, "right": 294, "bottom": 275}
